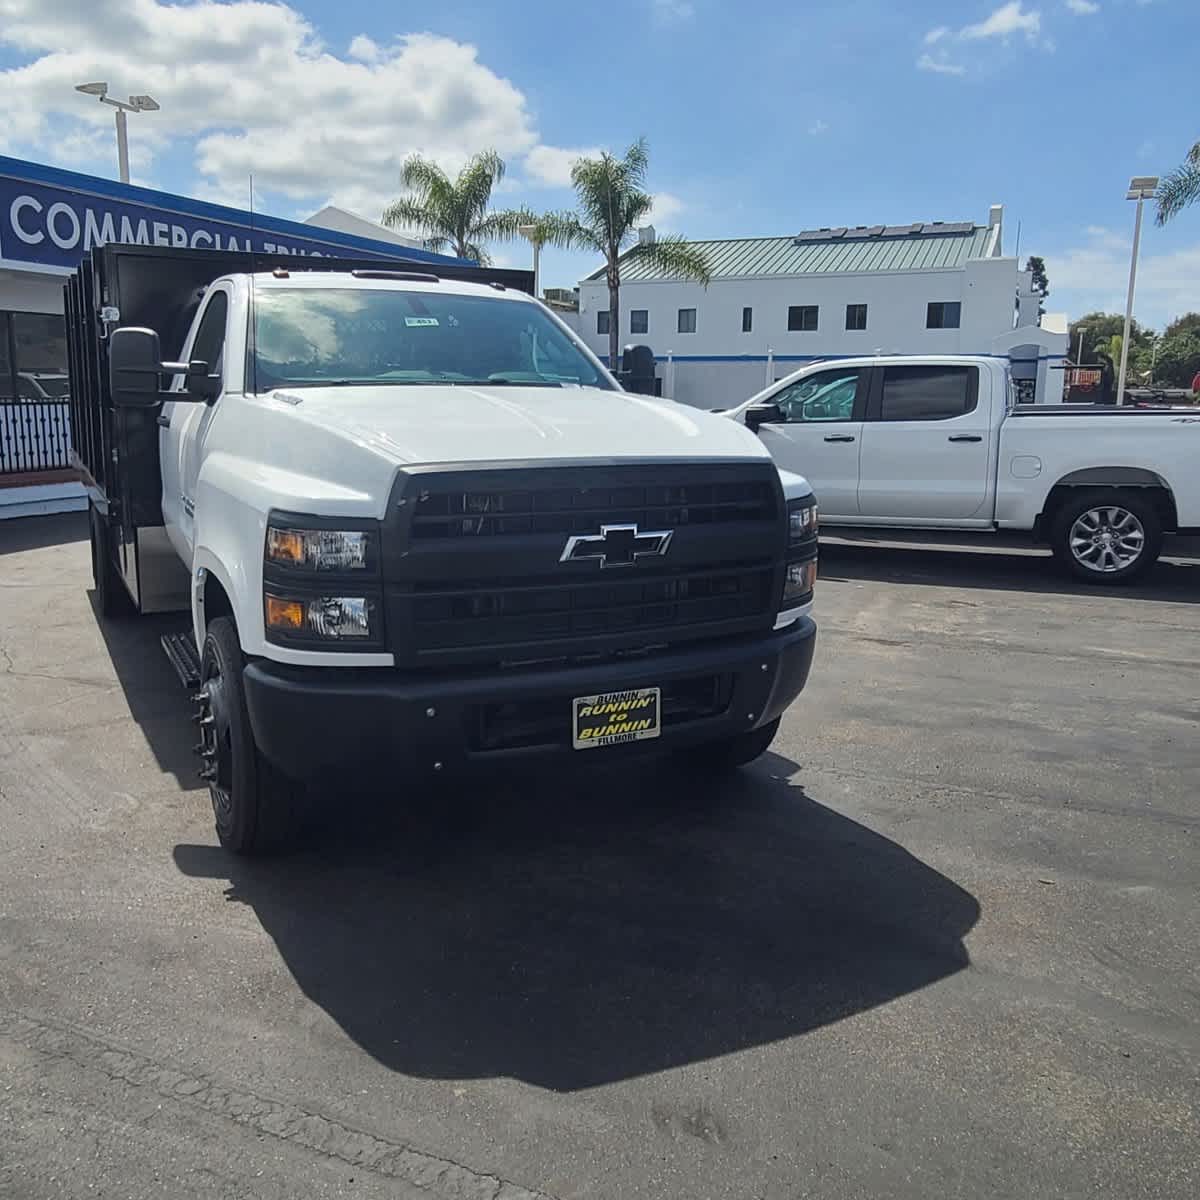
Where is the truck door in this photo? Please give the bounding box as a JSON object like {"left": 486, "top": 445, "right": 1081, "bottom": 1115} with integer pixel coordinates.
{"left": 161, "top": 289, "right": 229, "bottom": 556}
{"left": 750, "top": 365, "right": 866, "bottom": 517}
{"left": 856, "top": 363, "right": 993, "bottom": 523}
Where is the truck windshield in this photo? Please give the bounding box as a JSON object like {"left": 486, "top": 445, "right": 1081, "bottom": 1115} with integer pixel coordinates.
{"left": 251, "top": 287, "right": 612, "bottom": 391}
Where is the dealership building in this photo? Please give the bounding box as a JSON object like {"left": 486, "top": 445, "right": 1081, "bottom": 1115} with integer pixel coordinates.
{"left": 575, "top": 206, "right": 1068, "bottom": 410}
{"left": 0, "top": 155, "right": 455, "bottom": 517}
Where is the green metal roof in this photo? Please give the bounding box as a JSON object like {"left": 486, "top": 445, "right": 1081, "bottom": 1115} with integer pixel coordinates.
{"left": 588, "top": 223, "right": 994, "bottom": 282}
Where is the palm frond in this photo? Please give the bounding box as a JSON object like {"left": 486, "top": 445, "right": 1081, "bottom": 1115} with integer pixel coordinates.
{"left": 460, "top": 241, "right": 490, "bottom": 266}
{"left": 637, "top": 235, "right": 712, "bottom": 286}
{"left": 1156, "top": 150, "right": 1200, "bottom": 225}
{"left": 473, "top": 207, "right": 535, "bottom": 242}
{"left": 381, "top": 196, "right": 438, "bottom": 233}
{"left": 621, "top": 138, "right": 649, "bottom": 189}
{"left": 528, "top": 211, "right": 602, "bottom": 253}
{"left": 398, "top": 155, "right": 453, "bottom": 208}
{"left": 457, "top": 150, "right": 506, "bottom": 226}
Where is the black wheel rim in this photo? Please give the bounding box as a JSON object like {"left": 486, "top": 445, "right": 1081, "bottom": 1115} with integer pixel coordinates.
{"left": 196, "top": 657, "right": 235, "bottom": 823}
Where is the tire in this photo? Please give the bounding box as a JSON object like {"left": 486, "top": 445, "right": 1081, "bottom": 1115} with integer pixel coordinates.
{"left": 89, "top": 504, "right": 132, "bottom": 618}
{"left": 1049, "top": 489, "right": 1163, "bottom": 585}
{"left": 687, "top": 717, "right": 781, "bottom": 769}
{"left": 197, "top": 616, "right": 302, "bottom": 855}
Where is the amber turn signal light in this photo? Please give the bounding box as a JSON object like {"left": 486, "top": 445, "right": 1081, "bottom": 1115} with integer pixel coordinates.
{"left": 265, "top": 595, "right": 305, "bottom": 630}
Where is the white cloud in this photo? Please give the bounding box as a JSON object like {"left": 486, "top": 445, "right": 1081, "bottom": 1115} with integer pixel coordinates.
{"left": 0, "top": 0, "right": 545, "bottom": 221}
{"left": 644, "top": 192, "right": 684, "bottom": 230}
{"left": 925, "top": 27, "right": 950, "bottom": 44}
{"left": 523, "top": 144, "right": 601, "bottom": 188}
{"left": 652, "top": 0, "right": 696, "bottom": 23}
{"left": 347, "top": 34, "right": 381, "bottom": 62}
{"left": 808, "top": 119, "right": 829, "bottom": 136}
{"left": 1065, "top": 0, "right": 1099, "bottom": 14}
{"left": 961, "top": 2, "right": 1042, "bottom": 40}
{"left": 1048, "top": 226, "right": 1200, "bottom": 330}
{"left": 917, "top": 53, "right": 968, "bottom": 75}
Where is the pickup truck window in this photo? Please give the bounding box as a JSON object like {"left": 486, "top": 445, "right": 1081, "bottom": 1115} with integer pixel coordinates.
{"left": 191, "top": 292, "right": 228, "bottom": 373}
{"left": 251, "top": 288, "right": 612, "bottom": 391}
{"left": 773, "top": 367, "right": 862, "bottom": 423}
{"left": 878, "top": 365, "right": 977, "bottom": 421}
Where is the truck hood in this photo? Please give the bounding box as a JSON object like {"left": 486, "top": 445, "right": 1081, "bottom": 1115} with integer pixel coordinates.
{"left": 266, "top": 383, "right": 771, "bottom": 465}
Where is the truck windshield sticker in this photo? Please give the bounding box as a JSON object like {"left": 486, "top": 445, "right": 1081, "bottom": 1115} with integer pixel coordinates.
{"left": 404, "top": 316, "right": 439, "bottom": 328}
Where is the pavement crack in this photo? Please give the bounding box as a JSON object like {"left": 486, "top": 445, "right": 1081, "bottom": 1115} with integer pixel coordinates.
{"left": 0, "top": 1008, "right": 554, "bottom": 1200}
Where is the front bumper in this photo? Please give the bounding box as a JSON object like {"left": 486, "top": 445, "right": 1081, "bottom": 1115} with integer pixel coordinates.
{"left": 242, "top": 616, "right": 816, "bottom": 778}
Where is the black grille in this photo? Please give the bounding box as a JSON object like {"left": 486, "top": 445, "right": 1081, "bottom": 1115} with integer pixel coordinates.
{"left": 411, "top": 479, "right": 775, "bottom": 539}
{"left": 384, "top": 462, "right": 786, "bottom": 667}
{"left": 411, "top": 561, "right": 774, "bottom": 654}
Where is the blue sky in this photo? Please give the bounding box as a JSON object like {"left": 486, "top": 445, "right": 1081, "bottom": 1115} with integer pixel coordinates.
{"left": 1, "top": 0, "right": 1197, "bottom": 328}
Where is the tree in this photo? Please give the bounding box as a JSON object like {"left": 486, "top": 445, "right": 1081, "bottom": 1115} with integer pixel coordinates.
{"left": 381, "top": 150, "right": 530, "bottom": 265}
{"left": 531, "top": 139, "right": 711, "bottom": 368}
{"left": 1164, "top": 312, "right": 1200, "bottom": 340}
{"left": 1156, "top": 140, "right": 1200, "bottom": 225}
{"left": 1025, "top": 255, "right": 1049, "bottom": 300}
{"left": 1153, "top": 331, "right": 1200, "bottom": 388}
{"left": 1067, "top": 311, "right": 1152, "bottom": 362}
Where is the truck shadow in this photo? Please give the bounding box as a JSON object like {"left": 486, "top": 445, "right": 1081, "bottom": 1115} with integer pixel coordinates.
{"left": 820, "top": 537, "right": 1200, "bottom": 604}
{"left": 173, "top": 758, "right": 980, "bottom": 1092}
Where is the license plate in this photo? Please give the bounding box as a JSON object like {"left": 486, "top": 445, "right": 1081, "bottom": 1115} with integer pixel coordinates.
{"left": 572, "top": 687, "right": 661, "bottom": 750}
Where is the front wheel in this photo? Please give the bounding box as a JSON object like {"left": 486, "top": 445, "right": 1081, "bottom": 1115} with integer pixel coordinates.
{"left": 197, "top": 616, "right": 303, "bottom": 855}
{"left": 686, "top": 717, "right": 781, "bottom": 769}
{"left": 1049, "top": 489, "right": 1163, "bottom": 584}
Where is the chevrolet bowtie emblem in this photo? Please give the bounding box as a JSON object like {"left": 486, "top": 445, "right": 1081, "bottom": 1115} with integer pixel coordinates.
{"left": 560, "top": 524, "right": 674, "bottom": 568}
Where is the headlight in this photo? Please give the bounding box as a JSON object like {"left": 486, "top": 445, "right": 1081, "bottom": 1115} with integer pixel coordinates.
{"left": 787, "top": 497, "right": 818, "bottom": 543}
{"left": 265, "top": 593, "right": 376, "bottom": 640}
{"left": 782, "top": 559, "right": 817, "bottom": 607}
{"left": 266, "top": 526, "right": 372, "bottom": 571}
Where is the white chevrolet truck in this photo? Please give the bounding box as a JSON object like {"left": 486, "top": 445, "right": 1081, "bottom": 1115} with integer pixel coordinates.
{"left": 732, "top": 356, "right": 1200, "bottom": 582}
{"left": 67, "top": 245, "right": 817, "bottom": 854}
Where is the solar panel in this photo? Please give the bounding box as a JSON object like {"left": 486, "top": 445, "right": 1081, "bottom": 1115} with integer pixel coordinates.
{"left": 880, "top": 223, "right": 922, "bottom": 237}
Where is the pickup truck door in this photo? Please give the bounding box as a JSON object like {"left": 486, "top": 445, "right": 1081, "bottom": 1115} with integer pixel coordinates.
{"left": 749, "top": 365, "right": 867, "bottom": 517}
{"left": 855, "top": 363, "right": 994, "bottom": 524}
{"left": 160, "top": 289, "right": 230, "bottom": 556}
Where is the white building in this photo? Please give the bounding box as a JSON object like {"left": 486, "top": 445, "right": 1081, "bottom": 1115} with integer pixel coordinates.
{"left": 576, "top": 206, "right": 1067, "bottom": 409}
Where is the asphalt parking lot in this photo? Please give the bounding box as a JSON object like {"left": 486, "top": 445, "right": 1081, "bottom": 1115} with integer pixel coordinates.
{"left": 1, "top": 513, "right": 1197, "bottom": 1200}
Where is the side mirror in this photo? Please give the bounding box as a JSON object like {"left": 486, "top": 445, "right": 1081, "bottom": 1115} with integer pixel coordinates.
{"left": 184, "top": 362, "right": 222, "bottom": 401}
{"left": 744, "top": 402, "right": 783, "bottom": 433}
{"left": 109, "top": 327, "right": 164, "bottom": 409}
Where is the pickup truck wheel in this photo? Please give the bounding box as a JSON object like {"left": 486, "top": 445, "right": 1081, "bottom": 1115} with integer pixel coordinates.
{"left": 687, "top": 717, "right": 781, "bottom": 769}
{"left": 197, "top": 616, "right": 301, "bottom": 855}
{"left": 1050, "top": 490, "right": 1162, "bottom": 584}
{"left": 89, "top": 505, "right": 132, "bottom": 618}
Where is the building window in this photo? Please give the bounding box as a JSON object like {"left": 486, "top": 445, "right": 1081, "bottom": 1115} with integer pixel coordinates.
{"left": 926, "top": 301, "right": 961, "bottom": 329}
{"left": 879, "top": 365, "right": 978, "bottom": 421}
{"left": 596, "top": 310, "right": 610, "bottom": 335}
{"left": 677, "top": 308, "right": 697, "bottom": 334}
{"left": 787, "top": 305, "right": 818, "bottom": 332}
{"left": 845, "top": 304, "right": 868, "bottom": 331}
{"left": 0, "top": 310, "right": 72, "bottom": 474}
{"left": 630, "top": 309, "right": 648, "bottom": 335}
{"left": 742, "top": 306, "right": 753, "bottom": 333}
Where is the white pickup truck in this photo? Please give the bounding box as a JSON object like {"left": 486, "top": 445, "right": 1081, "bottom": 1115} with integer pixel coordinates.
{"left": 731, "top": 355, "right": 1200, "bottom": 582}
{"left": 67, "top": 245, "right": 818, "bottom": 854}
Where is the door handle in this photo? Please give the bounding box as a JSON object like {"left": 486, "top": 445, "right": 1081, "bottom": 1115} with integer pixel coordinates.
{"left": 156, "top": 413, "right": 171, "bottom": 428}
{"left": 823, "top": 434, "right": 856, "bottom": 442}
{"left": 948, "top": 434, "right": 982, "bottom": 442}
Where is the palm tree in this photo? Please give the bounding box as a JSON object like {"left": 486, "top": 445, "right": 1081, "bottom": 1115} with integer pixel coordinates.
{"left": 382, "top": 150, "right": 530, "bottom": 265}
{"left": 1156, "top": 139, "right": 1200, "bottom": 225}
{"left": 532, "top": 140, "right": 711, "bottom": 368}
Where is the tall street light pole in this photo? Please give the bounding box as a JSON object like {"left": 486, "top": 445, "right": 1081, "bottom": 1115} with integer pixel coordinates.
{"left": 1117, "top": 175, "right": 1159, "bottom": 407}
{"left": 75, "top": 83, "right": 160, "bottom": 184}
{"left": 518, "top": 223, "right": 542, "bottom": 300}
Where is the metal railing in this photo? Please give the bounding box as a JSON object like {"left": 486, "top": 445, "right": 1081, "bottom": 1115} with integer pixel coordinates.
{"left": 0, "top": 401, "right": 74, "bottom": 475}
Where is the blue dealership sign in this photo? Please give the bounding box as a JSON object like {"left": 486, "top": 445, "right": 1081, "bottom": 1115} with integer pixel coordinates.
{"left": 0, "top": 155, "right": 457, "bottom": 272}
